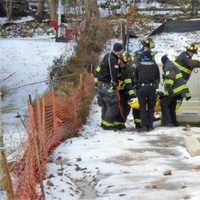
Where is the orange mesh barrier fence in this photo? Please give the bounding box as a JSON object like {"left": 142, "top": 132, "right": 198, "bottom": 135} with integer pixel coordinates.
{"left": 14, "top": 72, "right": 94, "bottom": 200}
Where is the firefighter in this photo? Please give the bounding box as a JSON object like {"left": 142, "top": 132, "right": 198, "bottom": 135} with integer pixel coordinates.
{"left": 160, "top": 55, "right": 192, "bottom": 127}
{"left": 94, "top": 43, "right": 125, "bottom": 130}
{"left": 173, "top": 43, "right": 200, "bottom": 83}
{"left": 119, "top": 51, "right": 141, "bottom": 129}
{"left": 135, "top": 38, "right": 160, "bottom": 131}
{"left": 134, "top": 37, "right": 155, "bottom": 66}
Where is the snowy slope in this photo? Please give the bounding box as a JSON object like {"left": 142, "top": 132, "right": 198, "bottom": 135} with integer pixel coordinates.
{"left": 0, "top": 38, "right": 75, "bottom": 156}
{"left": 43, "top": 31, "right": 200, "bottom": 200}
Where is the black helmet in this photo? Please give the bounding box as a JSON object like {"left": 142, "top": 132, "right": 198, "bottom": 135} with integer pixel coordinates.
{"left": 186, "top": 43, "right": 198, "bottom": 54}
{"left": 142, "top": 37, "right": 155, "bottom": 48}
{"left": 161, "top": 55, "right": 168, "bottom": 64}
{"left": 113, "top": 43, "right": 123, "bottom": 52}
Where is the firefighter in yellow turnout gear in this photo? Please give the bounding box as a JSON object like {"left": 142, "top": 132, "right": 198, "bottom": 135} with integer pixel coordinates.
{"left": 174, "top": 43, "right": 200, "bottom": 82}
{"left": 94, "top": 43, "right": 125, "bottom": 130}
{"left": 160, "top": 55, "right": 192, "bottom": 126}
{"left": 119, "top": 51, "right": 141, "bottom": 129}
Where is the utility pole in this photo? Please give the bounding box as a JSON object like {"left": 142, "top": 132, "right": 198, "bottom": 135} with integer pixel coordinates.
{"left": 57, "top": 0, "right": 62, "bottom": 38}
{"left": 0, "top": 92, "right": 15, "bottom": 200}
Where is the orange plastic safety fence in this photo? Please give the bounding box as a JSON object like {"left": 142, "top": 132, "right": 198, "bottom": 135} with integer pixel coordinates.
{"left": 14, "top": 72, "right": 94, "bottom": 200}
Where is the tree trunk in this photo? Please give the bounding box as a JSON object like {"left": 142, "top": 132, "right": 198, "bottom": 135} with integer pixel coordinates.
{"left": 49, "top": 0, "right": 57, "bottom": 21}
{"left": 37, "top": 0, "right": 45, "bottom": 20}
{"left": 6, "top": 0, "right": 12, "bottom": 21}
{"left": 84, "top": 0, "right": 99, "bottom": 23}
{"left": 191, "top": 0, "right": 199, "bottom": 16}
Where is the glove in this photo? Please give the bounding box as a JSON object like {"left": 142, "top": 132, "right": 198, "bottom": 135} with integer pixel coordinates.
{"left": 157, "top": 91, "right": 164, "bottom": 99}
{"left": 176, "top": 99, "right": 182, "bottom": 110}
{"left": 128, "top": 98, "right": 139, "bottom": 109}
{"left": 185, "top": 95, "right": 191, "bottom": 101}
{"left": 182, "top": 93, "right": 192, "bottom": 101}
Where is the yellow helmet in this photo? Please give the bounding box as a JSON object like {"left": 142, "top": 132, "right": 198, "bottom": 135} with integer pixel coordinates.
{"left": 128, "top": 98, "right": 139, "bottom": 109}
{"left": 186, "top": 43, "right": 198, "bottom": 54}
{"left": 121, "top": 51, "right": 132, "bottom": 63}
{"left": 142, "top": 37, "right": 155, "bottom": 48}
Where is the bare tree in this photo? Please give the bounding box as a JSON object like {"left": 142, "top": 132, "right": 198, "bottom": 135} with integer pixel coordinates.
{"left": 37, "top": 0, "right": 45, "bottom": 20}
{"left": 84, "top": 0, "right": 99, "bottom": 22}
{"left": 191, "top": 0, "right": 199, "bottom": 16}
{"left": 5, "top": 0, "right": 12, "bottom": 21}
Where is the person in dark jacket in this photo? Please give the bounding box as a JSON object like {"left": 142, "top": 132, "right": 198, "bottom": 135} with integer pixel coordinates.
{"left": 134, "top": 37, "right": 155, "bottom": 66}
{"left": 94, "top": 43, "right": 125, "bottom": 130}
{"left": 160, "top": 55, "right": 192, "bottom": 126}
{"left": 173, "top": 43, "right": 200, "bottom": 82}
{"left": 119, "top": 51, "right": 141, "bottom": 129}
{"left": 135, "top": 39, "right": 160, "bottom": 131}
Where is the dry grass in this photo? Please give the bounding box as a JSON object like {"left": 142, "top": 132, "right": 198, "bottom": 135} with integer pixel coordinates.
{"left": 50, "top": 18, "right": 113, "bottom": 93}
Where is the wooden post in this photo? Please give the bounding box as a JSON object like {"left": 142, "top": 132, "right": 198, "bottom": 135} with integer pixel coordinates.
{"left": 49, "top": 0, "right": 57, "bottom": 21}
{"left": 57, "top": 0, "right": 62, "bottom": 38}
{"left": 0, "top": 92, "right": 15, "bottom": 200}
{"left": 29, "top": 95, "right": 46, "bottom": 199}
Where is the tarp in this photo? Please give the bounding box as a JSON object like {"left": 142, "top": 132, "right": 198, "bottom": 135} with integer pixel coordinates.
{"left": 150, "top": 19, "right": 200, "bottom": 35}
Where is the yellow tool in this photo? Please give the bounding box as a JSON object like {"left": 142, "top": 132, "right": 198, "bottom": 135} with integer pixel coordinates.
{"left": 128, "top": 98, "right": 182, "bottom": 112}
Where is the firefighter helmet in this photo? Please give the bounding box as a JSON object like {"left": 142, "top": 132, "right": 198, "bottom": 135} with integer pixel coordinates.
{"left": 113, "top": 43, "right": 123, "bottom": 52}
{"left": 186, "top": 43, "right": 198, "bottom": 54}
{"left": 142, "top": 37, "right": 155, "bottom": 48}
{"left": 121, "top": 51, "right": 132, "bottom": 63}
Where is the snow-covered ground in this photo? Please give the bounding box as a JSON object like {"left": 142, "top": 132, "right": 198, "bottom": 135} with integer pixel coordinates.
{"left": 0, "top": 16, "right": 34, "bottom": 25}
{"left": 98, "top": 0, "right": 181, "bottom": 17}
{"left": 44, "top": 99, "right": 200, "bottom": 200}
{"left": 0, "top": 38, "right": 75, "bottom": 157}
{"left": 43, "top": 30, "right": 200, "bottom": 200}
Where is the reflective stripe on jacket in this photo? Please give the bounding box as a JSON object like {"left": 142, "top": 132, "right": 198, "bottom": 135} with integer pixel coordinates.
{"left": 163, "top": 59, "right": 191, "bottom": 97}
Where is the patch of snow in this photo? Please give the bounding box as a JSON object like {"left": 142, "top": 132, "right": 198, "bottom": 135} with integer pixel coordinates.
{"left": 0, "top": 16, "right": 34, "bottom": 25}
{"left": 0, "top": 39, "right": 75, "bottom": 156}
{"left": 11, "top": 16, "right": 35, "bottom": 24}
{"left": 0, "top": 191, "right": 5, "bottom": 200}
{"left": 0, "top": 17, "right": 7, "bottom": 25}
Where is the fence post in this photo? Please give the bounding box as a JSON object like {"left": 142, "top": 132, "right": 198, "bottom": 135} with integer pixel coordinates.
{"left": 52, "top": 91, "right": 57, "bottom": 131}
{"left": 29, "top": 95, "right": 46, "bottom": 200}
{"left": 0, "top": 92, "right": 15, "bottom": 200}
